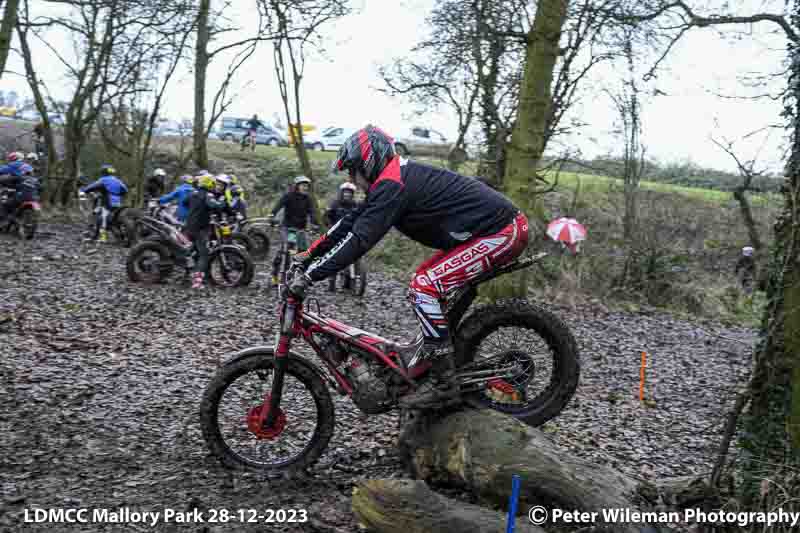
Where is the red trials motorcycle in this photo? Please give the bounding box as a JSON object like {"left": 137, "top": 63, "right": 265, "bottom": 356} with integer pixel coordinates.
{"left": 199, "top": 252, "right": 580, "bottom": 472}
{"left": 0, "top": 188, "right": 40, "bottom": 239}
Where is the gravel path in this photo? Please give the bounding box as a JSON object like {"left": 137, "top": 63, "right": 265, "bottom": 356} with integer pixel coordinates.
{"left": 0, "top": 224, "right": 755, "bottom": 532}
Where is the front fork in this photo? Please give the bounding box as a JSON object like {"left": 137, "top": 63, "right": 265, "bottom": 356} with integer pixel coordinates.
{"left": 262, "top": 298, "right": 296, "bottom": 428}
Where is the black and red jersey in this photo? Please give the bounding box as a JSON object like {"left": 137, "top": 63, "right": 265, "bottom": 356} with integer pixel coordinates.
{"left": 305, "top": 157, "right": 518, "bottom": 281}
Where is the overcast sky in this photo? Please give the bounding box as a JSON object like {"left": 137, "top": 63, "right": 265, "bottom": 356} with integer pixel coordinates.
{"left": 2, "top": 0, "right": 790, "bottom": 174}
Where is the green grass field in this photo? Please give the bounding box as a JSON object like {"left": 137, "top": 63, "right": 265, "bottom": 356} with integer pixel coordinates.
{"left": 200, "top": 140, "right": 781, "bottom": 208}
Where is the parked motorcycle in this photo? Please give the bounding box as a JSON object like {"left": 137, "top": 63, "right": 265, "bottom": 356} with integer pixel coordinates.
{"left": 199, "top": 251, "right": 580, "bottom": 473}
{"left": 126, "top": 215, "right": 254, "bottom": 287}
{"left": 0, "top": 187, "right": 40, "bottom": 240}
{"left": 129, "top": 199, "right": 180, "bottom": 244}
{"left": 272, "top": 225, "right": 318, "bottom": 289}
{"left": 78, "top": 189, "right": 137, "bottom": 247}
{"left": 328, "top": 259, "right": 367, "bottom": 297}
{"left": 230, "top": 214, "right": 271, "bottom": 261}
{"left": 208, "top": 213, "right": 256, "bottom": 286}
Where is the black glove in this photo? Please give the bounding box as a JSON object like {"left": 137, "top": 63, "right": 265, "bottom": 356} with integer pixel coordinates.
{"left": 292, "top": 250, "right": 312, "bottom": 269}
{"left": 288, "top": 269, "right": 311, "bottom": 298}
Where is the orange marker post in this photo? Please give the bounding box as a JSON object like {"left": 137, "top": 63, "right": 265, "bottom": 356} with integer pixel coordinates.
{"left": 639, "top": 351, "right": 647, "bottom": 402}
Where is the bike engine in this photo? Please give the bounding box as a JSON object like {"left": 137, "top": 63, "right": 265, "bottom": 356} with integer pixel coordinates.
{"left": 345, "top": 349, "right": 395, "bottom": 414}
{"left": 319, "top": 336, "right": 394, "bottom": 414}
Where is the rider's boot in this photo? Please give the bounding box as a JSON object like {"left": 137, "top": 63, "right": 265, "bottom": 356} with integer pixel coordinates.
{"left": 396, "top": 336, "right": 459, "bottom": 409}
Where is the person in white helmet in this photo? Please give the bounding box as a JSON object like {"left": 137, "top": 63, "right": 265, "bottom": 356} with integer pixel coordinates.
{"left": 145, "top": 168, "right": 167, "bottom": 202}
{"left": 735, "top": 246, "right": 756, "bottom": 295}
{"left": 269, "top": 176, "right": 319, "bottom": 286}
{"left": 324, "top": 181, "right": 360, "bottom": 291}
{"left": 325, "top": 181, "right": 358, "bottom": 226}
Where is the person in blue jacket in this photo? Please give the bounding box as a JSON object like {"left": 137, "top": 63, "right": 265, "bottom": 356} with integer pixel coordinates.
{"left": 79, "top": 164, "right": 128, "bottom": 242}
{"left": 158, "top": 174, "right": 196, "bottom": 225}
{"left": 0, "top": 163, "right": 40, "bottom": 222}
{"left": 0, "top": 152, "right": 26, "bottom": 177}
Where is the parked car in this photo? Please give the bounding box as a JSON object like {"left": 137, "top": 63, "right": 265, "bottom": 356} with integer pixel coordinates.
{"left": 393, "top": 126, "right": 455, "bottom": 158}
{"left": 303, "top": 126, "right": 356, "bottom": 151}
{"left": 215, "top": 117, "right": 287, "bottom": 146}
{"left": 17, "top": 109, "right": 40, "bottom": 122}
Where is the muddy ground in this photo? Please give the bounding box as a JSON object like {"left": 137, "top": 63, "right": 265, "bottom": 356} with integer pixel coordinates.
{"left": 0, "top": 223, "right": 755, "bottom": 532}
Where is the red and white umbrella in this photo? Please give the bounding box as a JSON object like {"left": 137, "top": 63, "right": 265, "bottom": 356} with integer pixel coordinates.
{"left": 546, "top": 217, "right": 587, "bottom": 251}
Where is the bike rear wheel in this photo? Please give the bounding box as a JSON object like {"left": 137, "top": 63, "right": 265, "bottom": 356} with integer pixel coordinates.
{"left": 200, "top": 353, "right": 335, "bottom": 472}
{"left": 245, "top": 227, "right": 270, "bottom": 260}
{"left": 338, "top": 262, "right": 367, "bottom": 296}
{"left": 454, "top": 298, "right": 580, "bottom": 428}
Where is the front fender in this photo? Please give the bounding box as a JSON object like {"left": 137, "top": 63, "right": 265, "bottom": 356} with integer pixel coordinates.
{"left": 212, "top": 244, "right": 246, "bottom": 255}
{"left": 221, "top": 346, "right": 330, "bottom": 386}
{"left": 223, "top": 345, "right": 276, "bottom": 366}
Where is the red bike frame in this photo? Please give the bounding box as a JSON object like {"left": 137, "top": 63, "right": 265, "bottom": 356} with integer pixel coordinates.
{"left": 259, "top": 253, "right": 548, "bottom": 429}
{"left": 262, "top": 293, "right": 427, "bottom": 427}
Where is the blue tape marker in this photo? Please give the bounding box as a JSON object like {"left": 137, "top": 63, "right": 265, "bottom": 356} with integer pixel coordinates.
{"left": 506, "top": 474, "right": 521, "bottom": 533}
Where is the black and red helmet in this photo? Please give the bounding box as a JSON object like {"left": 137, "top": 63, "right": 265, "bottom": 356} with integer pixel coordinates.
{"left": 333, "top": 125, "right": 395, "bottom": 182}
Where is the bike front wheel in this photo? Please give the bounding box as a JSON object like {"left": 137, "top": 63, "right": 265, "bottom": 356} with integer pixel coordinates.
{"left": 208, "top": 245, "right": 254, "bottom": 287}
{"left": 199, "top": 353, "right": 335, "bottom": 472}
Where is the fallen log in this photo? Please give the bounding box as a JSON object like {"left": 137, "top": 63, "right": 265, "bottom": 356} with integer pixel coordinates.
{"left": 396, "top": 408, "right": 677, "bottom": 533}
{"left": 352, "top": 478, "right": 543, "bottom": 533}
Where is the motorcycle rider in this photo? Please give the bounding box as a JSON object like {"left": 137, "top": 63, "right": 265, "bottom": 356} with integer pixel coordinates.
{"left": 241, "top": 114, "right": 264, "bottom": 151}
{"left": 269, "top": 175, "right": 319, "bottom": 286}
{"left": 325, "top": 181, "right": 359, "bottom": 226}
{"left": 145, "top": 168, "right": 167, "bottom": 202}
{"left": 325, "top": 181, "right": 360, "bottom": 291}
{"left": 228, "top": 184, "right": 247, "bottom": 220}
{"left": 735, "top": 246, "right": 757, "bottom": 295}
{"left": 158, "top": 175, "right": 196, "bottom": 225}
{"left": 182, "top": 173, "right": 227, "bottom": 289}
{"left": 0, "top": 163, "right": 40, "bottom": 223}
{"left": 290, "top": 125, "right": 529, "bottom": 408}
{"left": 79, "top": 164, "right": 129, "bottom": 243}
{"left": 0, "top": 152, "right": 26, "bottom": 176}
{"left": 224, "top": 174, "right": 246, "bottom": 205}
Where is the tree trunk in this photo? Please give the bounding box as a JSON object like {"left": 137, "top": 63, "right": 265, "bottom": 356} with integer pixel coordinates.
{"left": 732, "top": 187, "right": 763, "bottom": 251}
{"left": 193, "top": 0, "right": 210, "bottom": 170}
{"left": 397, "top": 409, "right": 675, "bottom": 533}
{"left": 291, "top": 92, "right": 312, "bottom": 179}
{"left": 60, "top": 132, "right": 82, "bottom": 206}
{"left": 0, "top": 0, "right": 20, "bottom": 81}
{"left": 485, "top": 0, "right": 570, "bottom": 299}
{"left": 737, "top": 9, "right": 800, "bottom": 502}
{"left": 504, "top": 0, "right": 568, "bottom": 225}
{"left": 15, "top": 21, "right": 55, "bottom": 185}
{"left": 352, "top": 479, "right": 543, "bottom": 533}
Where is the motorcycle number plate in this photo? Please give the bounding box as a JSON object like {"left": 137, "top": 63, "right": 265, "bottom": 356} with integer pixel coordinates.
{"left": 221, "top": 226, "right": 231, "bottom": 236}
